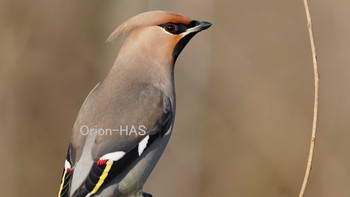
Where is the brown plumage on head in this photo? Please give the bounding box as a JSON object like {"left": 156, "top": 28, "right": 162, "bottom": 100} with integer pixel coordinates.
{"left": 106, "top": 10, "right": 192, "bottom": 42}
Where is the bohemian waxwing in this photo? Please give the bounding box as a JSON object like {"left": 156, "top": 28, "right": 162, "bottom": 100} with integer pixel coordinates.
{"left": 58, "top": 10, "right": 211, "bottom": 197}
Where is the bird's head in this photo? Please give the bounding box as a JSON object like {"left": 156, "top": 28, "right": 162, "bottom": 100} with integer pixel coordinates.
{"left": 107, "top": 11, "right": 212, "bottom": 65}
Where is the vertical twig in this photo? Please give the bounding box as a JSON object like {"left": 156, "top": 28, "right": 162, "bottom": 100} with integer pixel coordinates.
{"left": 299, "top": 0, "right": 320, "bottom": 196}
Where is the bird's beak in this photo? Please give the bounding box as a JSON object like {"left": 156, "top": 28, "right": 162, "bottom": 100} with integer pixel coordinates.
{"left": 196, "top": 21, "right": 212, "bottom": 31}
{"left": 186, "top": 21, "right": 212, "bottom": 34}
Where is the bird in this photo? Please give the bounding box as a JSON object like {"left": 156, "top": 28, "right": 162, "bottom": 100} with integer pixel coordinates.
{"left": 57, "top": 10, "right": 211, "bottom": 197}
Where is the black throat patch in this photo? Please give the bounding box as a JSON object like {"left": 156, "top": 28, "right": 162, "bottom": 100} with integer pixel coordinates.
{"left": 173, "top": 32, "right": 198, "bottom": 63}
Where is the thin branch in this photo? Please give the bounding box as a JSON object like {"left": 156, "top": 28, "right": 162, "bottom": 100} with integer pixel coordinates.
{"left": 299, "top": 0, "right": 320, "bottom": 196}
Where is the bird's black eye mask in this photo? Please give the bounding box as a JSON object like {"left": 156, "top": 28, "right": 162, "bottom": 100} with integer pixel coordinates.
{"left": 158, "top": 21, "right": 200, "bottom": 63}
{"left": 159, "top": 20, "right": 198, "bottom": 35}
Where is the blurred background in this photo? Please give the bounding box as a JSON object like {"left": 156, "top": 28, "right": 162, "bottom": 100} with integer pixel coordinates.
{"left": 1, "top": 0, "right": 349, "bottom": 196}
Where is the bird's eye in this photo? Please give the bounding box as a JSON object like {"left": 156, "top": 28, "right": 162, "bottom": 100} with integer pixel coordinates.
{"left": 164, "top": 23, "right": 179, "bottom": 33}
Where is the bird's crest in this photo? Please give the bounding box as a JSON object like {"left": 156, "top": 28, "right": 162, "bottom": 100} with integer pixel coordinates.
{"left": 106, "top": 10, "right": 192, "bottom": 42}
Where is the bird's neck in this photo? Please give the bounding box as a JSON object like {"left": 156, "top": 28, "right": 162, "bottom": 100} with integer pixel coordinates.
{"left": 103, "top": 51, "right": 175, "bottom": 102}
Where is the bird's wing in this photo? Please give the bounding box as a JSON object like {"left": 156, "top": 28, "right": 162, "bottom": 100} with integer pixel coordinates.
{"left": 71, "top": 84, "right": 173, "bottom": 197}
{"left": 58, "top": 83, "right": 101, "bottom": 197}
{"left": 58, "top": 144, "right": 74, "bottom": 197}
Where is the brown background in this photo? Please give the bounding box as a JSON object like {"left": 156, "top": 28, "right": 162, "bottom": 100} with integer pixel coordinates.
{"left": 0, "top": 0, "right": 349, "bottom": 196}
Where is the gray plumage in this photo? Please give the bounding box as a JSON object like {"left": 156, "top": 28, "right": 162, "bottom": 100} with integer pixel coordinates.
{"left": 58, "top": 10, "right": 211, "bottom": 197}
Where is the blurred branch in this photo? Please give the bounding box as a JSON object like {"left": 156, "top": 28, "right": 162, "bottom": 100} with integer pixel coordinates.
{"left": 299, "top": 0, "right": 320, "bottom": 196}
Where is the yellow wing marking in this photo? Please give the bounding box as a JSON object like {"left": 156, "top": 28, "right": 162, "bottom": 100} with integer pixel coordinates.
{"left": 91, "top": 160, "right": 113, "bottom": 194}
{"left": 58, "top": 171, "right": 67, "bottom": 197}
